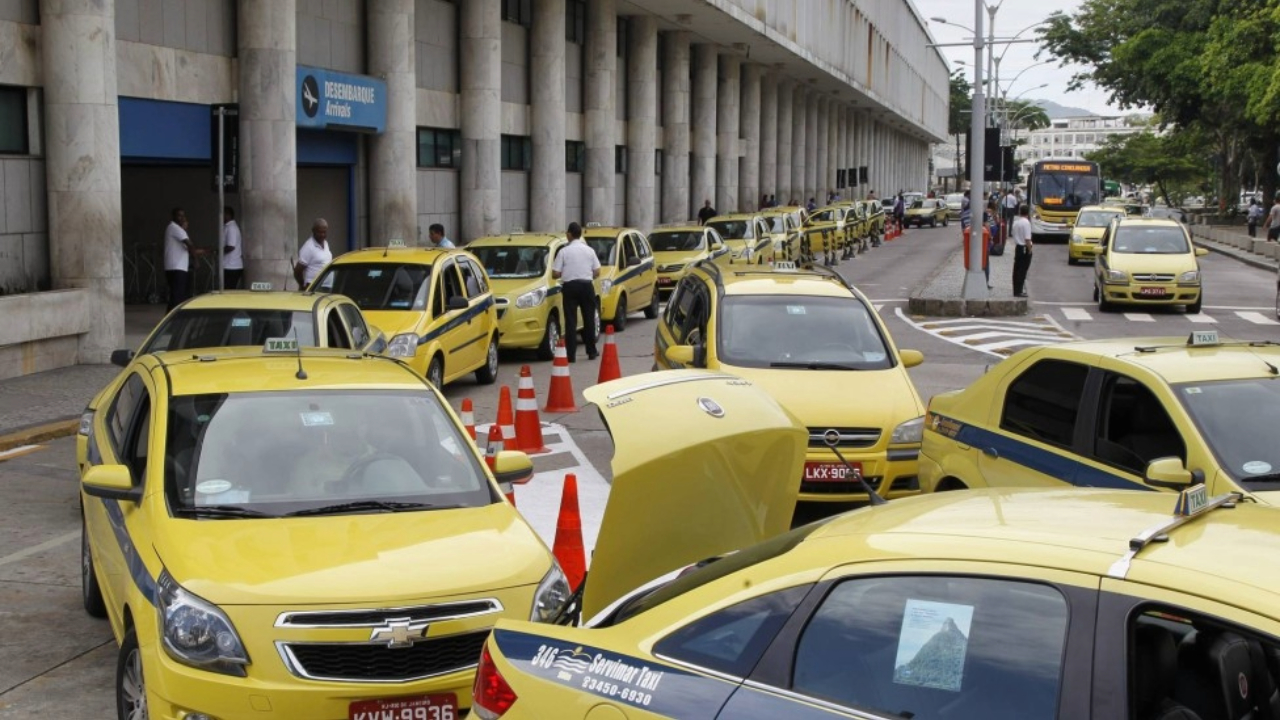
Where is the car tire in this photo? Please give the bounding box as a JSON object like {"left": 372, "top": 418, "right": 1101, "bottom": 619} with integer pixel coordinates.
{"left": 82, "top": 518, "right": 107, "bottom": 619}
{"left": 931, "top": 218, "right": 937, "bottom": 228}
{"left": 612, "top": 295, "right": 628, "bottom": 332}
{"left": 644, "top": 290, "right": 659, "bottom": 319}
{"left": 1187, "top": 294, "right": 1202, "bottom": 315}
{"left": 427, "top": 355, "right": 445, "bottom": 389}
{"left": 117, "top": 628, "right": 147, "bottom": 720}
{"left": 475, "top": 335, "right": 499, "bottom": 385}
{"left": 537, "top": 313, "right": 560, "bottom": 361}
{"left": 1097, "top": 286, "right": 1113, "bottom": 313}
{"left": 936, "top": 478, "right": 969, "bottom": 492}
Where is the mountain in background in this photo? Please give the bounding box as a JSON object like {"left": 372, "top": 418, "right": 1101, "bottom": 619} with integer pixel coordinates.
{"left": 893, "top": 617, "right": 970, "bottom": 691}
{"left": 1029, "top": 99, "right": 1100, "bottom": 119}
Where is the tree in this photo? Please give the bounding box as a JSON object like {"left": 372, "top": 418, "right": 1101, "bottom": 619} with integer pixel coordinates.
{"left": 949, "top": 72, "right": 972, "bottom": 179}
{"left": 1086, "top": 130, "right": 1209, "bottom": 206}
{"left": 998, "top": 100, "right": 1051, "bottom": 141}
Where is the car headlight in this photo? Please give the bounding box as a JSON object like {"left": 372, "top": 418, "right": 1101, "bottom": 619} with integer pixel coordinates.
{"left": 1179, "top": 270, "right": 1200, "bottom": 283}
{"left": 79, "top": 409, "right": 94, "bottom": 436}
{"left": 890, "top": 416, "right": 925, "bottom": 445}
{"left": 530, "top": 564, "right": 572, "bottom": 623}
{"left": 515, "top": 286, "right": 548, "bottom": 309}
{"left": 599, "top": 279, "right": 613, "bottom": 294}
{"left": 157, "top": 570, "right": 250, "bottom": 676}
{"left": 386, "top": 333, "right": 419, "bottom": 358}
{"left": 1105, "top": 269, "right": 1128, "bottom": 283}
{"left": 1070, "top": 234, "right": 1084, "bottom": 244}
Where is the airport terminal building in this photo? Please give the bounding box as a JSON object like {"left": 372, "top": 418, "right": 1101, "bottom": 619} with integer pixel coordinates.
{"left": 0, "top": 0, "right": 949, "bottom": 376}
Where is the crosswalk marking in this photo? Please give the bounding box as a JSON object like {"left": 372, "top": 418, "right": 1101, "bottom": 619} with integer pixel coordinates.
{"left": 1185, "top": 313, "right": 1217, "bottom": 324}
{"left": 1238, "top": 311, "right": 1280, "bottom": 326}
{"left": 1124, "top": 313, "right": 1155, "bottom": 322}
{"left": 1061, "top": 307, "right": 1093, "bottom": 321}
{"left": 897, "top": 308, "right": 1078, "bottom": 357}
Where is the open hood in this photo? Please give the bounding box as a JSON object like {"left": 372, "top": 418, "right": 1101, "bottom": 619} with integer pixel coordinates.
{"left": 580, "top": 370, "right": 807, "bottom": 620}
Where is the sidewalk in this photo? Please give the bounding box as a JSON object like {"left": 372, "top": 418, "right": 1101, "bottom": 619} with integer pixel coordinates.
{"left": 1190, "top": 224, "right": 1280, "bottom": 272}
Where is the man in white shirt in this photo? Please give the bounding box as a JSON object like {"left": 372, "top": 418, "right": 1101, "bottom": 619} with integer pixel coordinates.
{"left": 1001, "top": 189, "right": 1020, "bottom": 241}
{"left": 294, "top": 218, "right": 333, "bottom": 289}
{"left": 1011, "top": 203, "right": 1034, "bottom": 297}
{"left": 428, "top": 223, "right": 455, "bottom": 248}
{"left": 222, "top": 206, "right": 243, "bottom": 290}
{"left": 164, "top": 207, "right": 201, "bottom": 311}
{"left": 551, "top": 222, "right": 601, "bottom": 362}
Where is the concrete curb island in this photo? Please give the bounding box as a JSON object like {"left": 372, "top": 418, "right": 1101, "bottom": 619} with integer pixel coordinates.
{"left": 908, "top": 234, "right": 1029, "bottom": 318}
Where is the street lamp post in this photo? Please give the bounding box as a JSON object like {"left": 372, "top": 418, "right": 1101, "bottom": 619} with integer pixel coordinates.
{"left": 963, "top": 0, "right": 989, "bottom": 300}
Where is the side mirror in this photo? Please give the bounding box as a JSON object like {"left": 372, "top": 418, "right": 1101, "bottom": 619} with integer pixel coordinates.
{"left": 899, "top": 349, "right": 925, "bottom": 368}
{"left": 1144, "top": 456, "right": 1194, "bottom": 489}
{"left": 711, "top": 242, "right": 724, "bottom": 252}
{"left": 110, "top": 349, "right": 135, "bottom": 368}
{"left": 492, "top": 450, "right": 534, "bottom": 486}
{"left": 82, "top": 464, "right": 142, "bottom": 503}
{"left": 1194, "top": 247, "right": 1209, "bottom": 257}
{"left": 446, "top": 295, "right": 469, "bottom": 311}
{"left": 367, "top": 329, "right": 388, "bottom": 354}
{"left": 626, "top": 256, "right": 642, "bottom": 267}
{"left": 664, "top": 344, "right": 696, "bottom": 366}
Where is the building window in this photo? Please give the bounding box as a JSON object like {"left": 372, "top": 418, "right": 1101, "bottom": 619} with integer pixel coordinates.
{"left": 501, "top": 0, "right": 532, "bottom": 27}
{"left": 567, "top": 0, "right": 586, "bottom": 43}
{"left": 566, "top": 141, "right": 585, "bottom": 172}
{"left": 0, "top": 86, "right": 28, "bottom": 155}
{"left": 502, "top": 135, "right": 531, "bottom": 171}
{"left": 417, "top": 127, "right": 460, "bottom": 169}
{"left": 615, "top": 145, "right": 627, "bottom": 174}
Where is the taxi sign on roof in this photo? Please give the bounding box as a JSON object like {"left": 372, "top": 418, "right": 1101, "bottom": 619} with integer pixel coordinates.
{"left": 264, "top": 337, "right": 299, "bottom": 354}
{"left": 386, "top": 238, "right": 407, "bottom": 248}
{"left": 249, "top": 282, "right": 273, "bottom": 292}
{"left": 1174, "top": 484, "right": 1209, "bottom": 517}
{"left": 773, "top": 261, "right": 798, "bottom": 272}
{"left": 1188, "top": 330, "right": 1220, "bottom": 347}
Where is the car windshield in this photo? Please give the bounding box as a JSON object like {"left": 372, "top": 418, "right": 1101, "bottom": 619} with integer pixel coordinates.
{"left": 808, "top": 209, "right": 839, "bottom": 223}
{"left": 1077, "top": 211, "right": 1124, "bottom": 228}
{"left": 314, "top": 263, "right": 431, "bottom": 311}
{"left": 707, "top": 220, "right": 753, "bottom": 240}
{"left": 165, "top": 390, "right": 493, "bottom": 517}
{"left": 471, "top": 245, "right": 549, "bottom": 279}
{"left": 1175, "top": 377, "right": 1280, "bottom": 489}
{"left": 1034, "top": 173, "right": 1102, "bottom": 210}
{"left": 764, "top": 215, "right": 790, "bottom": 233}
{"left": 945, "top": 194, "right": 964, "bottom": 207}
{"left": 649, "top": 232, "right": 705, "bottom": 252}
{"left": 143, "top": 309, "right": 317, "bottom": 353}
{"left": 585, "top": 237, "right": 616, "bottom": 265}
{"left": 1112, "top": 227, "right": 1190, "bottom": 254}
{"left": 910, "top": 200, "right": 927, "bottom": 210}
{"left": 717, "top": 295, "right": 893, "bottom": 369}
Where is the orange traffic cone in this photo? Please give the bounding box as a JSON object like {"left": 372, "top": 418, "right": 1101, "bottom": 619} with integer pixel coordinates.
{"left": 552, "top": 473, "right": 586, "bottom": 591}
{"left": 496, "top": 385, "right": 517, "bottom": 451}
{"left": 544, "top": 339, "right": 578, "bottom": 413}
{"left": 460, "top": 398, "right": 477, "bottom": 444}
{"left": 597, "top": 325, "right": 622, "bottom": 384}
{"left": 514, "top": 365, "right": 549, "bottom": 454}
{"left": 485, "top": 424, "right": 515, "bottom": 505}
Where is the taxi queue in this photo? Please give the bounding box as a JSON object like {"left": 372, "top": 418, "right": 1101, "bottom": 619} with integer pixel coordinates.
{"left": 78, "top": 205, "right": 1280, "bottom": 720}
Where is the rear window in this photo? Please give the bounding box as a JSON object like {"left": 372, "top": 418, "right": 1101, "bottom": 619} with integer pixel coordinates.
{"left": 143, "top": 309, "right": 317, "bottom": 353}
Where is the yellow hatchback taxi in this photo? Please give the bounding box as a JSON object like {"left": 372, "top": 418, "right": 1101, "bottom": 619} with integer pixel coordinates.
{"left": 311, "top": 245, "right": 501, "bottom": 387}
{"left": 581, "top": 224, "right": 659, "bottom": 331}
{"left": 803, "top": 205, "right": 858, "bottom": 262}
{"left": 758, "top": 209, "right": 803, "bottom": 262}
{"left": 468, "top": 231, "right": 592, "bottom": 360}
{"left": 80, "top": 345, "right": 571, "bottom": 720}
{"left": 1094, "top": 216, "right": 1208, "bottom": 314}
{"left": 648, "top": 223, "right": 731, "bottom": 299}
{"left": 654, "top": 261, "right": 926, "bottom": 502}
{"left": 903, "top": 197, "right": 950, "bottom": 228}
{"left": 475, "top": 374, "right": 1280, "bottom": 720}
{"left": 920, "top": 331, "right": 1280, "bottom": 502}
{"left": 704, "top": 213, "right": 773, "bottom": 263}
{"left": 1069, "top": 204, "right": 1128, "bottom": 264}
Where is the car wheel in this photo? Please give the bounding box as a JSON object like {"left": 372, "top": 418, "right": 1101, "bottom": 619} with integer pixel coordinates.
{"left": 475, "top": 336, "right": 499, "bottom": 384}
{"left": 117, "top": 628, "right": 147, "bottom": 720}
{"left": 593, "top": 302, "right": 602, "bottom": 340}
{"left": 1276, "top": 289, "right": 1279, "bottom": 320}
{"left": 943, "top": 216, "right": 949, "bottom": 227}
{"left": 931, "top": 218, "right": 937, "bottom": 228}
{"left": 537, "top": 313, "right": 560, "bottom": 361}
{"left": 612, "top": 295, "right": 628, "bottom": 332}
{"left": 82, "top": 519, "right": 107, "bottom": 618}
{"left": 936, "top": 478, "right": 969, "bottom": 492}
{"left": 1187, "top": 294, "right": 1203, "bottom": 315}
{"left": 1097, "top": 286, "right": 1113, "bottom": 313}
{"left": 427, "top": 355, "right": 444, "bottom": 389}
{"left": 644, "top": 290, "right": 659, "bottom": 319}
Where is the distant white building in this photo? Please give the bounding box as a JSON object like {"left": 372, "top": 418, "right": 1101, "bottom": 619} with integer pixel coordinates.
{"left": 1016, "top": 115, "right": 1148, "bottom": 176}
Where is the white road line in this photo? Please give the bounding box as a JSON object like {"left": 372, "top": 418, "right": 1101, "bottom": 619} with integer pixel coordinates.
{"left": 1237, "top": 311, "right": 1280, "bottom": 326}
{"left": 0, "top": 444, "right": 41, "bottom": 461}
{"left": 1124, "top": 313, "right": 1155, "bottom": 322}
{"left": 921, "top": 317, "right": 1066, "bottom": 330}
{"left": 932, "top": 324, "right": 1069, "bottom": 339}
{"left": 895, "top": 307, "right": 1075, "bottom": 358}
{"left": 972, "top": 339, "right": 1058, "bottom": 352}
{"left": 0, "top": 531, "right": 79, "bottom": 569}
{"left": 1061, "top": 307, "right": 1093, "bottom": 322}
{"left": 1039, "top": 300, "right": 1275, "bottom": 312}
{"left": 873, "top": 304, "right": 884, "bottom": 312}
{"left": 952, "top": 330, "right": 1066, "bottom": 343}
{"left": 1185, "top": 313, "right": 1218, "bottom": 324}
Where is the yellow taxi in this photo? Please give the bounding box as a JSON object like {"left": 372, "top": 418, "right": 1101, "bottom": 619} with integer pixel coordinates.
{"left": 803, "top": 205, "right": 857, "bottom": 263}
{"left": 903, "top": 197, "right": 950, "bottom": 228}
{"left": 468, "top": 231, "right": 592, "bottom": 360}
{"left": 704, "top": 213, "right": 773, "bottom": 263}
{"left": 920, "top": 331, "right": 1280, "bottom": 502}
{"left": 647, "top": 223, "right": 732, "bottom": 300}
{"left": 1068, "top": 204, "right": 1128, "bottom": 264}
{"left": 1094, "top": 216, "right": 1208, "bottom": 314}
{"left": 75, "top": 286, "right": 384, "bottom": 474}
{"left": 856, "top": 199, "right": 886, "bottom": 248}
{"left": 758, "top": 209, "right": 802, "bottom": 262}
{"left": 311, "top": 245, "right": 501, "bottom": 386}
{"left": 654, "top": 261, "right": 926, "bottom": 502}
{"left": 80, "top": 344, "right": 571, "bottom": 720}
{"left": 475, "top": 371, "right": 1280, "bottom": 720}
{"left": 581, "top": 223, "right": 659, "bottom": 332}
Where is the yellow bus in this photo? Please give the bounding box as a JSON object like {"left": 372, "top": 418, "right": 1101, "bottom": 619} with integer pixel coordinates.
{"left": 1028, "top": 158, "right": 1103, "bottom": 241}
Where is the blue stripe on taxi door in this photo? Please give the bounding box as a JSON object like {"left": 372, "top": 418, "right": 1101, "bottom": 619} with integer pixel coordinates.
{"left": 419, "top": 295, "right": 495, "bottom": 344}
{"left": 102, "top": 498, "right": 158, "bottom": 605}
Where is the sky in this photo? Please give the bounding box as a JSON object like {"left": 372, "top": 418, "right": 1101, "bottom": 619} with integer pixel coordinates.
{"left": 910, "top": 0, "right": 1122, "bottom": 116}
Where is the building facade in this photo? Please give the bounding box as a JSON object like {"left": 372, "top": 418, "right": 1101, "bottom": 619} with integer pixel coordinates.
{"left": 0, "top": 0, "right": 949, "bottom": 377}
{"left": 1016, "top": 115, "right": 1146, "bottom": 176}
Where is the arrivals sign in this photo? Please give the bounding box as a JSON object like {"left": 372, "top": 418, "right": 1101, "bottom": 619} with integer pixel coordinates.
{"left": 296, "top": 65, "right": 387, "bottom": 134}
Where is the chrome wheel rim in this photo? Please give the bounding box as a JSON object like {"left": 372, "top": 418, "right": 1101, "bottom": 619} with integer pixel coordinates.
{"left": 486, "top": 339, "right": 498, "bottom": 375}
{"left": 429, "top": 361, "right": 443, "bottom": 387}
{"left": 81, "top": 531, "right": 91, "bottom": 598}
{"left": 548, "top": 317, "right": 560, "bottom": 352}
{"left": 121, "top": 648, "right": 147, "bottom": 720}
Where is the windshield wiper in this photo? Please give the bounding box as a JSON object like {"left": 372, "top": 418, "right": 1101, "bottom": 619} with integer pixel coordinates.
{"left": 769, "top": 361, "right": 861, "bottom": 371}
{"left": 1244, "top": 473, "right": 1280, "bottom": 485}
{"left": 285, "top": 500, "right": 456, "bottom": 517}
{"left": 174, "top": 505, "right": 274, "bottom": 519}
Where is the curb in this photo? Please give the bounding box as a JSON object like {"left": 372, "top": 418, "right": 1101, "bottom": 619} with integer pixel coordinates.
{"left": 0, "top": 417, "right": 80, "bottom": 453}
{"left": 907, "top": 246, "right": 1029, "bottom": 317}
{"left": 1192, "top": 239, "right": 1278, "bottom": 273}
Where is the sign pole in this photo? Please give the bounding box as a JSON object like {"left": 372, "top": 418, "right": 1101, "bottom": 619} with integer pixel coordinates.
{"left": 216, "top": 107, "right": 225, "bottom": 291}
{"left": 962, "top": 0, "right": 990, "bottom": 301}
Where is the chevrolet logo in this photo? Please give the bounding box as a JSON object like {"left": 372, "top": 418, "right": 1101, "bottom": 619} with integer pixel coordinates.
{"left": 368, "top": 618, "right": 430, "bottom": 649}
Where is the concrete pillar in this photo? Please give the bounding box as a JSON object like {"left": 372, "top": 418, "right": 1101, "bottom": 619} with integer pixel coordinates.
{"left": 626, "top": 15, "right": 657, "bottom": 231}
{"left": 460, "top": 0, "right": 501, "bottom": 240}
{"left": 775, "top": 79, "right": 792, "bottom": 204}
{"left": 836, "top": 105, "right": 846, "bottom": 199}
{"left": 760, "top": 72, "right": 778, "bottom": 204}
{"left": 828, "top": 101, "right": 838, "bottom": 198}
{"left": 691, "top": 44, "right": 717, "bottom": 212}
{"left": 530, "top": 0, "right": 566, "bottom": 232}
{"left": 660, "top": 32, "right": 691, "bottom": 223}
{"left": 41, "top": 0, "right": 124, "bottom": 361}
{"left": 584, "top": 0, "right": 616, "bottom": 223}
{"left": 715, "top": 54, "right": 741, "bottom": 214}
{"left": 790, "top": 87, "right": 805, "bottom": 205}
{"left": 739, "top": 63, "right": 761, "bottom": 211}
{"left": 815, "top": 96, "right": 828, "bottom": 203}
{"left": 804, "top": 92, "right": 818, "bottom": 204}
{"left": 369, "top": 0, "right": 417, "bottom": 245}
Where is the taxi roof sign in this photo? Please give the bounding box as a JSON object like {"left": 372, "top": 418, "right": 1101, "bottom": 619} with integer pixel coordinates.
{"left": 386, "top": 238, "right": 407, "bottom": 248}
{"left": 1174, "top": 484, "right": 1209, "bottom": 517}
{"left": 264, "top": 337, "right": 299, "bottom": 354}
{"left": 772, "top": 261, "right": 798, "bottom": 272}
{"left": 1188, "top": 330, "right": 1220, "bottom": 347}
{"left": 249, "top": 282, "right": 273, "bottom": 292}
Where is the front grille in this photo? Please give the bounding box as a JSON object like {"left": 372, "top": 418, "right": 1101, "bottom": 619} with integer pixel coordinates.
{"left": 807, "top": 427, "right": 881, "bottom": 449}
{"left": 277, "top": 600, "right": 502, "bottom": 628}
{"left": 1131, "top": 273, "right": 1175, "bottom": 282}
{"left": 282, "top": 630, "right": 488, "bottom": 682}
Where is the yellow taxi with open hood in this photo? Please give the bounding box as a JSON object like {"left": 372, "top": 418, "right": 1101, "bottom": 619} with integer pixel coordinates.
{"left": 647, "top": 224, "right": 732, "bottom": 299}
{"left": 653, "top": 261, "right": 927, "bottom": 503}
{"left": 1068, "top": 204, "right": 1127, "bottom": 263}
{"left": 79, "top": 344, "right": 569, "bottom": 720}
{"left": 581, "top": 224, "right": 660, "bottom": 332}
{"left": 309, "top": 244, "right": 501, "bottom": 387}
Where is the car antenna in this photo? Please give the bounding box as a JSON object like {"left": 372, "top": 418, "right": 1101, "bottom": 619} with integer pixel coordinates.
{"left": 825, "top": 434, "right": 887, "bottom": 505}
{"left": 292, "top": 326, "right": 308, "bottom": 380}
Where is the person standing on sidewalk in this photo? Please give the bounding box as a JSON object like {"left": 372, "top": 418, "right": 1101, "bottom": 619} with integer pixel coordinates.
{"left": 1247, "top": 199, "right": 1264, "bottom": 238}
{"left": 1011, "top": 204, "right": 1034, "bottom": 297}
{"left": 222, "top": 206, "right": 243, "bottom": 290}
{"left": 164, "top": 208, "right": 202, "bottom": 311}
{"left": 551, "top": 222, "right": 601, "bottom": 363}
{"left": 1267, "top": 196, "right": 1280, "bottom": 242}
{"left": 294, "top": 218, "right": 333, "bottom": 289}
{"left": 1002, "top": 189, "right": 1019, "bottom": 241}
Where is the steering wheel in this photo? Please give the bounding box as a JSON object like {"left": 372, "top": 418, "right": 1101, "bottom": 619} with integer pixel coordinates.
{"left": 337, "top": 452, "right": 407, "bottom": 489}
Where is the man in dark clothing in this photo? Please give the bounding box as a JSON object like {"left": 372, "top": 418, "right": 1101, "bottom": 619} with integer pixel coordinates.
{"left": 698, "top": 199, "right": 717, "bottom": 224}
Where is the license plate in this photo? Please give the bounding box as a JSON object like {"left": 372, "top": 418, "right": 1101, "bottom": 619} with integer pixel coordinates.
{"left": 657, "top": 277, "right": 674, "bottom": 285}
{"left": 1138, "top": 287, "right": 1168, "bottom": 297}
{"left": 803, "top": 462, "right": 861, "bottom": 482}
{"left": 349, "top": 694, "right": 457, "bottom": 720}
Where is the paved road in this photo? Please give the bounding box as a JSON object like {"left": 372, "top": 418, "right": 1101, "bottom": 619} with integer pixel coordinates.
{"left": 4, "top": 224, "right": 1276, "bottom": 716}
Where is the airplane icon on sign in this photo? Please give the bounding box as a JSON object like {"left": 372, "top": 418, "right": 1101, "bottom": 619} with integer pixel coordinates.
{"left": 301, "top": 75, "right": 320, "bottom": 118}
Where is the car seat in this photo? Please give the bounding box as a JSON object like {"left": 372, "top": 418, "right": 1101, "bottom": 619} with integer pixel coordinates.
{"left": 1137, "top": 624, "right": 1204, "bottom": 720}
